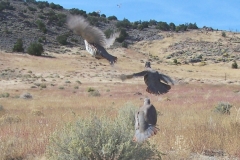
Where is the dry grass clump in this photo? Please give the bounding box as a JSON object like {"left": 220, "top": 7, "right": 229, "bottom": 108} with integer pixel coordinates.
{"left": 0, "top": 114, "right": 21, "bottom": 124}
{"left": 31, "top": 109, "right": 44, "bottom": 116}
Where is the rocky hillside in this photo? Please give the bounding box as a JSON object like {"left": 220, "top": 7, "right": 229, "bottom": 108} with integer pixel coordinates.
{"left": 0, "top": 0, "right": 163, "bottom": 53}
{"left": 0, "top": 0, "right": 240, "bottom": 64}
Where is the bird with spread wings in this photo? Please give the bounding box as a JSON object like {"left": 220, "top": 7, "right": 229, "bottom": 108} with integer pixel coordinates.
{"left": 133, "top": 98, "right": 158, "bottom": 143}
{"left": 67, "top": 15, "right": 119, "bottom": 65}
{"left": 120, "top": 62, "right": 174, "bottom": 95}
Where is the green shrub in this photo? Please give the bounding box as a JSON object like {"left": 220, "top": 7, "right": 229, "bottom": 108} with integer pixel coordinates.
{"left": 27, "top": 6, "right": 37, "bottom": 11}
{"left": 36, "top": 20, "right": 47, "bottom": 33}
{"left": 222, "top": 31, "right": 226, "bottom": 37}
{"left": 122, "top": 41, "right": 128, "bottom": 48}
{"left": 87, "top": 87, "right": 95, "bottom": 92}
{"left": 56, "top": 34, "right": 68, "bottom": 45}
{"left": 214, "top": 102, "right": 232, "bottom": 115}
{"left": 27, "top": 42, "right": 44, "bottom": 56}
{"left": 108, "top": 15, "right": 118, "bottom": 21}
{"left": 104, "top": 29, "right": 114, "bottom": 39}
{"left": 173, "top": 59, "right": 178, "bottom": 65}
{"left": 12, "top": 39, "right": 24, "bottom": 52}
{"left": 232, "top": 60, "right": 238, "bottom": 69}
{"left": 116, "top": 29, "right": 128, "bottom": 43}
{"left": 46, "top": 104, "right": 161, "bottom": 160}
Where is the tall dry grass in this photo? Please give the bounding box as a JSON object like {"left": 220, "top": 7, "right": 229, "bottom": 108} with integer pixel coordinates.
{"left": 0, "top": 83, "right": 239, "bottom": 159}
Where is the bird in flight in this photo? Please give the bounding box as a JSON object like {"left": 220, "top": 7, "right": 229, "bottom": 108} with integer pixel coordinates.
{"left": 120, "top": 62, "right": 174, "bottom": 95}
{"left": 67, "top": 15, "right": 119, "bottom": 65}
{"left": 133, "top": 98, "right": 158, "bottom": 143}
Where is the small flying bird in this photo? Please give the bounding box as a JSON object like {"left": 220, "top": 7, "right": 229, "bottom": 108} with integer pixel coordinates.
{"left": 120, "top": 62, "right": 174, "bottom": 95}
{"left": 133, "top": 98, "right": 158, "bottom": 143}
{"left": 117, "top": 3, "right": 121, "bottom": 8}
{"left": 67, "top": 15, "right": 119, "bottom": 65}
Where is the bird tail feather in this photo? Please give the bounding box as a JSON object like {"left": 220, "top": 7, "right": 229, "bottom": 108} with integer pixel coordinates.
{"left": 133, "top": 126, "right": 158, "bottom": 143}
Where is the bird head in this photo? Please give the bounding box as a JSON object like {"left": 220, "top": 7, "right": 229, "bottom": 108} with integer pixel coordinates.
{"left": 144, "top": 98, "right": 151, "bottom": 105}
{"left": 145, "top": 62, "right": 151, "bottom": 68}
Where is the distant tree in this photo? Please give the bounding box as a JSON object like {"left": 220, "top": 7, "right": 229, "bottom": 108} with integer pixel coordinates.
{"left": 108, "top": 15, "right": 118, "bottom": 21}
{"left": 101, "top": 14, "right": 106, "bottom": 18}
{"left": 169, "top": 22, "right": 176, "bottom": 31}
{"left": 37, "top": 1, "right": 49, "bottom": 9}
{"left": 156, "top": 21, "right": 170, "bottom": 31}
{"left": 27, "top": 42, "right": 44, "bottom": 56}
{"left": 188, "top": 22, "right": 198, "bottom": 29}
{"left": 49, "top": 2, "right": 63, "bottom": 10}
{"left": 69, "top": 8, "right": 87, "bottom": 17}
{"left": 13, "top": 39, "right": 24, "bottom": 52}
{"left": 116, "top": 18, "right": 131, "bottom": 28}
{"left": 88, "top": 11, "right": 100, "bottom": 17}
{"left": 176, "top": 24, "right": 187, "bottom": 32}
{"left": 26, "top": 0, "right": 36, "bottom": 3}
{"left": 149, "top": 19, "right": 157, "bottom": 26}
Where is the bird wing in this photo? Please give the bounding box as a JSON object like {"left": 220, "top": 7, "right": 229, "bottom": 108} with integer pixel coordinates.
{"left": 158, "top": 72, "right": 175, "bottom": 85}
{"left": 119, "top": 71, "right": 148, "bottom": 81}
{"left": 67, "top": 15, "right": 106, "bottom": 47}
{"left": 144, "top": 72, "right": 172, "bottom": 95}
{"left": 105, "top": 32, "right": 120, "bottom": 48}
{"left": 95, "top": 44, "right": 117, "bottom": 64}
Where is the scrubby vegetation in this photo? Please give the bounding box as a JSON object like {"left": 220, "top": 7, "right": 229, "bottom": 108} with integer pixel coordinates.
{"left": 46, "top": 105, "right": 161, "bottom": 159}
{"left": 12, "top": 39, "right": 24, "bottom": 52}
{"left": 27, "top": 42, "right": 44, "bottom": 56}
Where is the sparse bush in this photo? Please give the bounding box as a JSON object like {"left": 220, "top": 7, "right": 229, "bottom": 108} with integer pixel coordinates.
{"left": 116, "top": 29, "right": 128, "bottom": 43}
{"left": 12, "top": 39, "right": 24, "bottom": 52}
{"left": 214, "top": 102, "right": 232, "bottom": 115}
{"left": 88, "top": 90, "right": 101, "bottom": 97}
{"left": 36, "top": 20, "right": 47, "bottom": 33}
{"left": 31, "top": 109, "right": 44, "bottom": 116}
{"left": 0, "top": 93, "right": 10, "bottom": 98}
{"left": 0, "top": 1, "right": 15, "bottom": 12}
{"left": 56, "top": 34, "right": 68, "bottom": 45}
{"left": 76, "top": 80, "right": 82, "bottom": 84}
{"left": 104, "top": 29, "right": 114, "bottom": 39}
{"left": 27, "top": 6, "right": 37, "bottom": 11}
{"left": 27, "top": 42, "right": 44, "bottom": 56}
{"left": 87, "top": 87, "right": 95, "bottom": 92}
{"left": 116, "top": 18, "right": 131, "bottom": 28}
{"left": 222, "top": 31, "right": 226, "bottom": 37}
{"left": 20, "top": 92, "right": 32, "bottom": 99}
{"left": 46, "top": 104, "right": 161, "bottom": 159}
{"left": 122, "top": 41, "right": 128, "bottom": 48}
{"left": 0, "top": 114, "right": 21, "bottom": 124}
{"left": 173, "top": 59, "right": 178, "bottom": 65}
{"left": 232, "top": 60, "right": 238, "bottom": 69}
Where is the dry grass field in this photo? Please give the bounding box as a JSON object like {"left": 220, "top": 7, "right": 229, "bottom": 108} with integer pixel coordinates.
{"left": 0, "top": 30, "right": 240, "bottom": 159}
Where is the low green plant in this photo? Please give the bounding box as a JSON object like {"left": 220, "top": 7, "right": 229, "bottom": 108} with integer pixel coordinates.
{"left": 56, "top": 34, "right": 68, "bottom": 45}
{"left": 232, "top": 60, "right": 238, "bottom": 69}
{"left": 214, "top": 102, "right": 232, "bottom": 115}
{"left": 27, "top": 42, "right": 44, "bottom": 56}
{"left": 12, "top": 39, "right": 24, "bottom": 52}
{"left": 46, "top": 105, "right": 161, "bottom": 159}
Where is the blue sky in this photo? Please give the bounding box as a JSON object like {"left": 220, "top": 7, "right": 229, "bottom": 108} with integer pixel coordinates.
{"left": 46, "top": 0, "right": 240, "bottom": 31}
